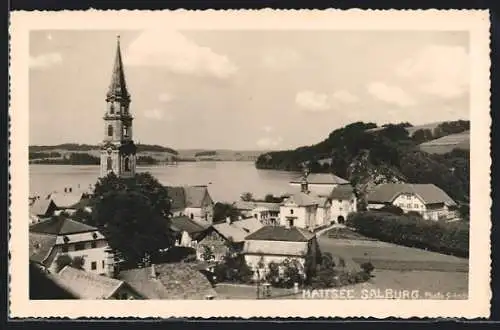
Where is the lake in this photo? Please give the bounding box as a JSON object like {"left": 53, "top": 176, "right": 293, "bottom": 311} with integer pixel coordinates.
{"left": 29, "top": 162, "right": 301, "bottom": 203}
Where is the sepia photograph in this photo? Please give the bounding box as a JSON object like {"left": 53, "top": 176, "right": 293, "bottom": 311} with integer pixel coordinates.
{"left": 10, "top": 10, "right": 491, "bottom": 318}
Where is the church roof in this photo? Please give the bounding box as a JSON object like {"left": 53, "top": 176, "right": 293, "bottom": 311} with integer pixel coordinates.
{"left": 107, "top": 36, "right": 129, "bottom": 100}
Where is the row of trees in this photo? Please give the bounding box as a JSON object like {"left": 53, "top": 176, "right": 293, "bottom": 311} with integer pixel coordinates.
{"left": 347, "top": 212, "right": 469, "bottom": 258}
{"left": 29, "top": 151, "right": 61, "bottom": 160}
{"left": 32, "top": 152, "right": 100, "bottom": 165}
{"left": 240, "top": 192, "right": 287, "bottom": 203}
{"left": 412, "top": 120, "right": 470, "bottom": 144}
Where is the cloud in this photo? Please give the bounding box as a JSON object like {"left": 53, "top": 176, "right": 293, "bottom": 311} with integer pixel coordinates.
{"left": 256, "top": 136, "right": 283, "bottom": 148}
{"left": 143, "top": 109, "right": 174, "bottom": 121}
{"left": 295, "top": 90, "right": 331, "bottom": 112}
{"left": 158, "top": 93, "right": 174, "bottom": 103}
{"left": 396, "top": 45, "right": 469, "bottom": 99}
{"left": 367, "top": 82, "right": 416, "bottom": 107}
{"left": 331, "top": 90, "right": 359, "bottom": 104}
{"left": 261, "top": 48, "right": 301, "bottom": 70}
{"left": 262, "top": 125, "right": 273, "bottom": 133}
{"left": 124, "top": 30, "right": 238, "bottom": 79}
{"left": 29, "top": 52, "right": 62, "bottom": 69}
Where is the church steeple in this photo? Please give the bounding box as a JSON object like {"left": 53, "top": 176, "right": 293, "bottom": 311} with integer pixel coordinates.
{"left": 100, "top": 35, "right": 137, "bottom": 179}
{"left": 106, "top": 35, "right": 129, "bottom": 102}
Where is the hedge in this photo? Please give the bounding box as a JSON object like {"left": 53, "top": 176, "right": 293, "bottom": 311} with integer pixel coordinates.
{"left": 346, "top": 212, "right": 469, "bottom": 258}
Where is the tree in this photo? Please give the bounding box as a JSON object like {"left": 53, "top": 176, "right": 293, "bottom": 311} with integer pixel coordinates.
{"left": 240, "top": 192, "right": 254, "bottom": 202}
{"left": 55, "top": 254, "right": 73, "bottom": 273}
{"left": 71, "top": 256, "right": 85, "bottom": 270}
{"left": 213, "top": 202, "right": 241, "bottom": 222}
{"left": 201, "top": 246, "right": 215, "bottom": 262}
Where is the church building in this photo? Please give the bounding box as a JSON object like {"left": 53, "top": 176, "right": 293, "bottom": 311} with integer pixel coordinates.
{"left": 99, "top": 36, "right": 137, "bottom": 178}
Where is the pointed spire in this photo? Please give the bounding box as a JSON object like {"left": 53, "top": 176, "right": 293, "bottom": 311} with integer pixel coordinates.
{"left": 107, "top": 35, "right": 129, "bottom": 100}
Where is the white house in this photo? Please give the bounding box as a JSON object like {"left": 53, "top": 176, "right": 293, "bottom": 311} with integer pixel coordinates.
{"left": 166, "top": 185, "right": 214, "bottom": 225}
{"left": 243, "top": 225, "right": 320, "bottom": 281}
{"left": 29, "top": 216, "right": 112, "bottom": 275}
{"left": 366, "top": 183, "right": 458, "bottom": 221}
{"left": 329, "top": 185, "right": 357, "bottom": 224}
{"left": 289, "top": 173, "right": 349, "bottom": 197}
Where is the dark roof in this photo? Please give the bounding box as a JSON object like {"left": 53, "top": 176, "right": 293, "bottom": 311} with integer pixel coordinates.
{"left": 290, "top": 173, "right": 348, "bottom": 185}
{"left": 29, "top": 216, "right": 98, "bottom": 235}
{"left": 29, "top": 232, "right": 57, "bottom": 266}
{"left": 118, "top": 263, "right": 217, "bottom": 299}
{"left": 170, "top": 216, "right": 208, "bottom": 234}
{"left": 366, "top": 183, "right": 456, "bottom": 205}
{"left": 29, "top": 198, "right": 57, "bottom": 216}
{"left": 165, "top": 186, "right": 212, "bottom": 210}
{"left": 107, "top": 36, "right": 129, "bottom": 100}
{"left": 245, "top": 225, "right": 315, "bottom": 242}
{"left": 330, "top": 185, "right": 356, "bottom": 200}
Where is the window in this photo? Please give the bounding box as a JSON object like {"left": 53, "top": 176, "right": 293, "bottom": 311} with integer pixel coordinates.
{"left": 407, "top": 203, "right": 411, "bottom": 208}
{"left": 107, "top": 157, "right": 113, "bottom": 171}
{"left": 414, "top": 204, "right": 419, "bottom": 208}
{"left": 123, "top": 125, "right": 129, "bottom": 137}
{"left": 107, "top": 125, "right": 113, "bottom": 137}
{"left": 75, "top": 243, "right": 85, "bottom": 251}
{"left": 91, "top": 261, "right": 97, "bottom": 270}
{"left": 61, "top": 245, "right": 69, "bottom": 253}
{"left": 91, "top": 241, "right": 97, "bottom": 249}
{"left": 124, "top": 157, "right": 130, "bottom": 171}
{"left": 102, "top": 260, "right": 105, "bottom": 269}
{"left": 288, "top": 218, "right": 294, "bottom": 227}
{"left": 190, "top": 213, "right": 194, "bottom": 219}
{"left": 290, "top": 209, "right": 294, "bottom": 215}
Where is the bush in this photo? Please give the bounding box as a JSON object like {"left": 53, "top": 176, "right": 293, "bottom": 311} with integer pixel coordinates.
{"left": 55, "top": 254, "right": 73, "bottom": 273}
{"left": 347, "top": 211, "right": 469, "bottom": 257}
{"left": 214, "top": 254, "right": 254, "bottom": 284}
{"left": 378, "top": 205, "right": 404, "bottom": 215}
{"left": 360, "top": 262, "right": 374, "bottom": 275}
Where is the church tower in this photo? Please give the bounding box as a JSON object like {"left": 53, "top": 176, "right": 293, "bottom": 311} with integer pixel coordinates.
{"left": 99, "top": 35, "right": 137, "bottom": 178}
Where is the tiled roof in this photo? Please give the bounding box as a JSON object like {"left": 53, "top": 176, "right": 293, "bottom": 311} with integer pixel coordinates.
{"left": 233, "top": 201, "right": 281, "bottom": 212}
{"left": 290, "top": 173, "right": 349, "bottom": 185}
{"left": 330, "top": 185, "right": 356, "bottom": 200}
{"left": 184, "top": 186, "right": 211, "bottom": 208}
{"left": 29, "top": 232, "right": 57, "bottom": 266}
{"left": 118, "top": 263, "right": 217, "bottom": 300}
{"left": 170, "top": 216, "right": 209, "bottom": 234}
{"left": 213, "top": 218, "right": 264, "bottom": 242}
{"left": 29, "top": 198, "right": 56, "bottom": 216}
{"left": 50, "top": 266, "right": 126, "bottom": 299}
{"left": 49, "top": 192, "right": 85, "bottom": 209}
{"left": 245, "top": 225, "right": 315, "bottom": 242}
{"left": 244, "top": 240, "right": 309, "bottom": 257}
{"left": 29, "top": 216, "right": 98, "bottom": 235}
{"left": 282, "top": 192, "right": 319, "bottom": 207}
{"left": 366, "top": 183, "right": 456, "bottom": 206}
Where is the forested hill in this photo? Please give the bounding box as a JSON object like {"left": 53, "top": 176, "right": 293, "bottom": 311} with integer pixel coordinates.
{"left": 29, "top": 143, "right": 179, "bottom": 155}
{"left": 255, "top": 120, "right": 470, "bottom": 204}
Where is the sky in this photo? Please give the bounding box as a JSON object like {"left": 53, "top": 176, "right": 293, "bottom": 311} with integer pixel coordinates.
{"left": 29, "top": 30, "right": 470, "bottom": 150}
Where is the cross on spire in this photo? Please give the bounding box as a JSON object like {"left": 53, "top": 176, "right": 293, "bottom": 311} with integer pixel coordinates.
{"left": 106, "top": 34, "right": 129, "bottom": 101}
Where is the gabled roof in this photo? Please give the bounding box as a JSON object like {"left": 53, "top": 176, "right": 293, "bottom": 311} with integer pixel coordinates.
{"left": 213, "top": 218, "right": 264, "bottom": 242}
{"left": 366, "top": 183, "right": 456, "bottom": 206}
{"left": 244, "top": 240, "right": 309, "bottom": 257}
{"left": 170, "top": 216, "right": 209, "bottom": 235}
{"left": 290, "top": 173, "right": 349, "bottom": 185}
{"left": 245, "top": 225, "right": 315, "bottom": 242}
{"left": 118, "top": 263, "right": 217, "bottom": 300}
{"left": 282, "top": 192, "right": 319, "bottom": 207}
{"left": 184, "top": 186, "right": 211, "bottom": 208}
{"left": 29, "top": 198, "right": 56, "bottom": 216}
{"left": 49, "top": 192, "right": 84, "bottom": 209}
{"left": 29, "top": 232, "right": 57, "bottom": 267}
{"left": 166, "top": 186, "right": 186, "bottom": 211}
{"left": 330, "top": 185, "right": 356, "bottom": 200}
{"left": 29, "top": 216, "right": 99, "bottom": 235}
{"left": 50, "top": 266, "right": 128, "bottom": 299}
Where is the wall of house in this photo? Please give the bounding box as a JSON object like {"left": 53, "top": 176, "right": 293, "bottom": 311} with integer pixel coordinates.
{"left": 316, "top": 205, "right": 331, "bottom": 227}
{"left": 289, "top": 183, "right": 339, "bottom": 196}
{"left": 392, "top": 193, "right": 426, "bottom": 214}
{"left": 48, "top": 239, "right": 109, "bottom": 275}
{"left": 279, "top": 205, "right": 309, "bottom": 228}
{"left": 196, "top": 230, "right": 228, "bottom": 261}
{"left": 185, "top": 197, "right": 214, "bottom": 225}
{"left": 330, "top": 197, "right": 357, "bottom": 223}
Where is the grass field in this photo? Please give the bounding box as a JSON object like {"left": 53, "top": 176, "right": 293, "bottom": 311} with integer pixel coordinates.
{"left": 318, "top": 235, "right": 468, "bottom": 272}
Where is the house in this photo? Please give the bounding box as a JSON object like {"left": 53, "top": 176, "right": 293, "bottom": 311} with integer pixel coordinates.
{"left": 166, "top": 185, "right": 214, "bottom": 226}
{"left": 49, "top": 266, "right": 142, "bottom": 300}
{"left": 29, "top": 197, "right": 58, "bottom": 224}
{"left": 366, "top": 183, "right": 458, "bottom": 221}
{"left": 329, "top": 185, "right": 357, "bottom": 224}
{"left": 118, "top": 263, "right": 217, "bottom": 300}
{"left": 29, "top": 216, "right": 111, "bottom": 275}
{"left": 170, "top": 215, "right": 211, "bottom": 248}
{"left": 196, "top": 217, "right": 263, "bottom": 261}
{"left": 233, "top": 201, "right": 281, "bottom": 225}
{"left": 279, "top": 190, "right": 331, "bottom": 230}
{"left": 243, "top": 225, "right": 320, "bottom": 281}
{"left": 289, "top": 173, "right": 349, "bottom": 197}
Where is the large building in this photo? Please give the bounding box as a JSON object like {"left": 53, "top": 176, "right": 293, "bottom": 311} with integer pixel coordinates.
{"left": 99, "top": 36, "right": 137, "bottom": 178}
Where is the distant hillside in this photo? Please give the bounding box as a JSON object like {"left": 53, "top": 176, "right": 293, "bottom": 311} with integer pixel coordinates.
{"left": 255, "top": 121, "right": 470, "bottom": 204}
{"left": 419, "top": 131, "right": 470, "bottom": 154}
